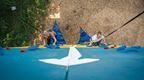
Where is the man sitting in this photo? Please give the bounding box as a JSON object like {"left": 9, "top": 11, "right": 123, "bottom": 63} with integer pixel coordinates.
{"left": 89, "top": 31, "right": 107, "bottom": 46}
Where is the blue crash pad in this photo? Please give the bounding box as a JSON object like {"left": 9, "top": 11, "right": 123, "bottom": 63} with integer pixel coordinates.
{"left": 78, "top": 28, "right": 91, "bottom": 44}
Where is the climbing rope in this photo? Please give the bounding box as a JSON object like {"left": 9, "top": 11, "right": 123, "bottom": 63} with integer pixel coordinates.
{"left": 105, "top": 10, "right": 144, "bottom": 37}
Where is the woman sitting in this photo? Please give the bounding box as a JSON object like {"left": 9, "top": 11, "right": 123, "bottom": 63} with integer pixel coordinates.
{"left": 43, "top": 29, "right": 57, "bottom": 45}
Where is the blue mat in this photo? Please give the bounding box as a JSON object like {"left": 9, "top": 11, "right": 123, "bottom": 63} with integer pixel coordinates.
{"left": 78, "top": 28, "right": 91, "bottom": 44}
{"left": 0, "top": 46, "right": 3, "bottom": 50}
{"left": 0, "top": 48, "right": 68, "bottom": 80}
{"left": 0, "top": 50, "right": 4, "bottom": 56}
{"left": 0, "top": 46, "right": 4, "bottom": 56}
{"left": 0, "top": 47, "right": 144, "bottom": 80}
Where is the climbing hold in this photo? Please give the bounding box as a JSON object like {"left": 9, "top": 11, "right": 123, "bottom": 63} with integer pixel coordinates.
{"left": 21, "top": 49, "right": 26, "bottom": 53}
{"left": 117, "top": 45, "right": 127, "bottom": 51}
{"left": 104, "top": 47, "right": 109, "bottom": 49}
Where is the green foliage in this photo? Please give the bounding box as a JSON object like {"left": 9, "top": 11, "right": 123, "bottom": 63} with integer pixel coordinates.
{"left": 0, "top": 0, "right": 51, "bottom": 47}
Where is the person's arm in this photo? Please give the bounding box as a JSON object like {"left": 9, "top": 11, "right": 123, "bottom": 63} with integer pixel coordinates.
{"left": 96, "top": 35, "right": 104, "bottom": 42}
{"left": 52, "top": 31, "right": 56, "bottom": 35}
{"left": 101, "top": 36, "right": 107, "bottom": 45}
{"left": 34, "top": 38, "right": 37, "bottom": 45}
{"left": 52, "top": 32, "right": 57, "bottom": 45}
{"left": 43, "top": 37, "right": 46, "bottom": 46}
{"left": 53, "top": 37, "right": 57, "bottom": 45}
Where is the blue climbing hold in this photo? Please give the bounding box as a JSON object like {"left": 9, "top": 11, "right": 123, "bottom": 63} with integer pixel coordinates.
{"left": 78, "top": 28, "right": 91, "bottom": 44}
{"left": 117, "top": 45, "right": 127, "bottom": 51}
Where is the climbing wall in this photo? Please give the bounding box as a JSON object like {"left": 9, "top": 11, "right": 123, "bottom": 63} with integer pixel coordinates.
{"left": 44, "top": 0, "right": 144, "bottom": 46}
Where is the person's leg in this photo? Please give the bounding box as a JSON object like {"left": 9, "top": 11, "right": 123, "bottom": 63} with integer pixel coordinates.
{"left": 88, "top": 42, "right": 92, "bottom": 46}
{"left": 53, "top": 37, "right": 57, "bottom": 45}
{"left": 46, "top": 36, "right": 51, "bottom": 45}
{"left": 97, "top": 41, "right": 101, "bottom": 46}
{"left": 93, "top": 41, "right": 101, "bottom": 46}
{"left": 30, "top": 39, "right": 34, "bottom": 46}
{"left": 88, "top": 40, "right": 93, "bottom": 46}
{"left": 34, "top": 39, "right": 37, "bottom": 45}
{"left": 43, "top": 37, "right": 46, "bottom": 45}
{"left": 92, "top": 42, "right": 98, "bottom": 46}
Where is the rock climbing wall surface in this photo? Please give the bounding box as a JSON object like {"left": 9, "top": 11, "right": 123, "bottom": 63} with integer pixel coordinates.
{"left": 45, "top": 0, "right": 144, "bottom": 46}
